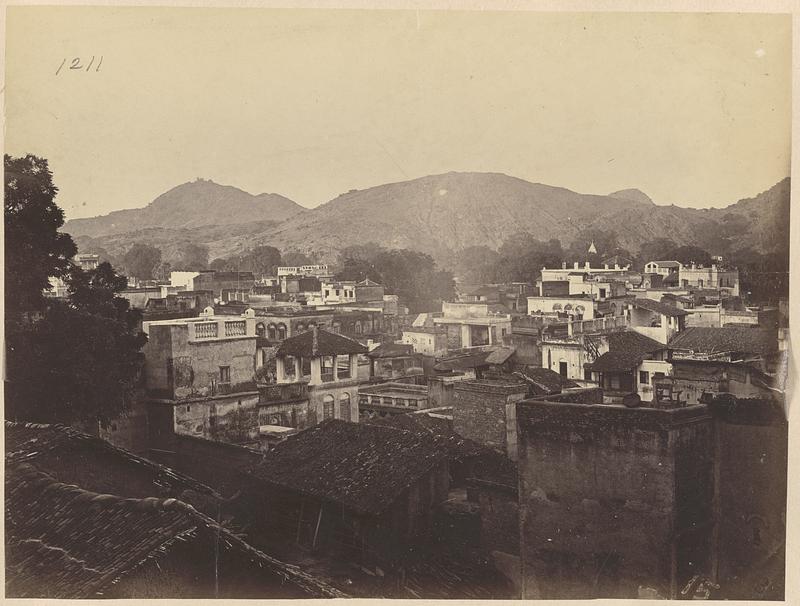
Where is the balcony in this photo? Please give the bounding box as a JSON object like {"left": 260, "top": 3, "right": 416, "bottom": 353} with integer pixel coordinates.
{"left": 259, "top": 382, "right": 309, "bottom": 404}
{"left": 225, "top": 320, "right": 246, "bottom": 337}
{"left": 194, "top": 322, "right": 218, "bottom": 339}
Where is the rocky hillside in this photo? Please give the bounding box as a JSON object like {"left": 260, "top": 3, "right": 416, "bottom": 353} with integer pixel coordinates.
{"left": 65, "top": 173, "right": 790, "bottom": 265}
{"left": 64, "top": 178, "right": 306, "bottom": 238}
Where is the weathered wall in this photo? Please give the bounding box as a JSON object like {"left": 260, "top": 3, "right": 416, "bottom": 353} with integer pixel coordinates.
{"left": 516, "top": 401, "right": 712, "bottom": 599}
{"left": 710, "top": 398, "right": 787, "bottom": 600}
{"left": 173, "top": 392, "right": 261, "bottom": 441}
{"left": 541, "top": 342, "right": 586, "bottom": 382}
{"left": 453, "top": 381, "right": 527, "bottom": 457}
{"left": 503, "top": 332, "right": 541, "bottom": 366}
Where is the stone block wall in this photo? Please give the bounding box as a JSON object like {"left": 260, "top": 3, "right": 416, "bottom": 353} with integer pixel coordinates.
{"left": 516, "top": 400, "right": 712, "bottom": 599}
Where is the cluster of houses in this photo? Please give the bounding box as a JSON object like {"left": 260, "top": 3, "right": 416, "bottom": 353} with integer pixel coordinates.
{"left": 14, "top": 250, "right": 787, "bottom": 600}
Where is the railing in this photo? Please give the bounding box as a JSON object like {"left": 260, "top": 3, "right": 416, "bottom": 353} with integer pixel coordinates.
{"left": 225, "top": 320, "right": 247, "bottom": 337}
{"left": 194, "top": 322, "right": 218, "bottom": 339}
{"left": 259, "top": 382, "right": 308, "bottom": 403}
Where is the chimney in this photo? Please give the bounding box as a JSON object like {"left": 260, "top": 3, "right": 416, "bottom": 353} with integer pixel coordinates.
{"left": 614, "top": 263, "right": 620, "bottom": 270}
{"left": 604, "top": 264, "right": 609, "bottom": 270}
{"left": 562, "top": 261, "right": 567, "bottom": 269}
{"left": 584, "top": 261, "right": 590, "bottom": 269}
{"left": 574, "top": 262, "right": 579, "bottom": 269}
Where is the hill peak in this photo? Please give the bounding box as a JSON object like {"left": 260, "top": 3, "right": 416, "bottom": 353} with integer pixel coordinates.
{"left": 608, "top": 188, "right": 655, "bottom": 205}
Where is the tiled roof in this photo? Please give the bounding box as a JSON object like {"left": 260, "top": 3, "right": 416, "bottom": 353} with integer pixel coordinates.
{"left": 668, "top": 327, "right": 778, "bottom": 356}
{"left": 434, "top": 350, "right": 492, "bottom": 371}
{"left": 513, "top": 367, "right": 580, "bottom": 395}
{"left": 632, "top": 298, "right": 689, "bottom": 317}
{"left": 5, "top": 464, "right": 345, "bottom": 599}
{"left": 587, "top": 330, "right": 666, "bottom": 372}
{"left": 5, "top": 421, "right": 219, "bottom": 499}
{"left": 276, "top": 327, "right": 367, "bottom": 357}
{"left": 247, "top": 420, "right": 446, "bottom": 516}
{"left": 650, "top": 260, "right": 681, "bottom": 267}
{"left": 367, "top": 342, "right": 415, "bottom": 359}
{"left": 366, "top": 412, "right": 486, "bottom": 461}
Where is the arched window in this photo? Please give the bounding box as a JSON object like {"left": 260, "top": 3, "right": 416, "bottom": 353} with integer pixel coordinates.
{"left": 340, "top": 392, "right": 351, "bottom": 422}
{"left": 296, "top": 323, "right": 306, "bottom": 333}
{"left": 575, "top": 305, "right": 585, "bottom": 315}
{"left": 354, "top": 321, "right": 362, "bottom": 335}
{"left": 552, "top": 303, "right": 563, "bottom": 311}
{"left": 322, "top": 395, "right": 335, "bottom": 420}
{"left": 277, "top": 323, "right": 287, "bottom": 340}
{"left": 332, "top": 322, "right": 341, "bottom": 334}
{"left": 564, "top": 304, "right": 573, "bottom": 312}
{"left": 267, "top": 323, "right": 277, "bottom": 340}
{"left": 256, "top": 323, "right": 266, "bottom": 337}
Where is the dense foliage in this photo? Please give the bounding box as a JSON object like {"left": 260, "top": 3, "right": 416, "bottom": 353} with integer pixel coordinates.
{"left": 337, "top": 244, "right": 455, "bottom": 313}
{"left": 4, "top": 154, "right": 77, "bottom": 312}
{"left": 121, "top": 243, "right": 162, "bottom": 280}
{"left": 209, "top": 245, "right": 282, "bottom": 276}
{"left": 5, "top": 154, "right": 147, "bottom": 426}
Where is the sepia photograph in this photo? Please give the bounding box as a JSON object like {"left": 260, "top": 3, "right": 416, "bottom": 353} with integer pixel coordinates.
{"left": 3, "top": 5, "right": 792, "bottom": 601}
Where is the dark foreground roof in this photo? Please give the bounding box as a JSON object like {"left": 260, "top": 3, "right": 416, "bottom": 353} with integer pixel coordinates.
{"left": 434, "top": 346, "right": 515, "bottom": 372}
{"left": 587, "top": 330, "right": 666, "bottom": 372}
{"left": 632, "top": 298, "right": 689, "bottom": 317}
{"left": 5, "top": 463, "right": 345, "bottom": 599}
{"left": 276, "top": 327, "right": 367, "bottom": 357}
{"left": 5, "top": 421, "right": 219, "bottom": 498}
{"left": 669, "top": 327, "right": 778, "bottom": 356}
{"left": 247, "top": 420, "right": 446, "bottom": 516}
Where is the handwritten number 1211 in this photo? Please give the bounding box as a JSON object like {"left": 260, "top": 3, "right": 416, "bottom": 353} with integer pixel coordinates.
{"left": 56, "top": 56, "right": 103, "bottom": 75}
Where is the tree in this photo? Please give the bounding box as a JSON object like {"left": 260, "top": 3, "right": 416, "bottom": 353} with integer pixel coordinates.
{"left": 176, "top": 242, "right": 209, "bottom": 270}
{"left": 336, "top": 243, "right": 454, "bottom": 312}
{"left": 281, "top": 250, "right": 314, "bottom": 266}
{"left": 210, "top": 246, "right": 283, "bottom": 276}
{"left": 637, "top": 237, "right": 678, "bottom": 268}
{"left": 494, "top": 233, "right": 564, "bottom": 283}
{"left": 4, "top": 154, "right": 77, "bottom": 312}
{"left": 5, "top": 262, "right": 147, "bottom": 426}
{"left": 121, "top": 243, "right": 162, "bottom": 280}
{"left": 669, "top": 245, "right": 712, "bottom": 267}
{"left": 454, "top": 246, "right": 500, "bottom": 284}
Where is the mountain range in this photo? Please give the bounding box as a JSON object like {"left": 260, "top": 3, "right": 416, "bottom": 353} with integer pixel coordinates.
{"left": 63, "top": 172, "right": 790, "bottom": 266}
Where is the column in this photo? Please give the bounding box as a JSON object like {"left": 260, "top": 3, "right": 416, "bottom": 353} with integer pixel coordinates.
{"left": 294, "top": 356, "right": 302, "bottom": 380}
{"left": 333, "top": 355, "right": 339, "bottom": 381}
{"left": 461, "top": 324, "right": 471, "bottom": 348}
{"left": 350, "top": 354, "right": 359, "bottom": 380}
{"left": 276, "top": 356, "right": 286, "bottom": 383}
{"left": 487, "top": 324, "right": 493, "bottom": 345}
{"left": 310, "top": 357, "right": 322, "bottom": 385}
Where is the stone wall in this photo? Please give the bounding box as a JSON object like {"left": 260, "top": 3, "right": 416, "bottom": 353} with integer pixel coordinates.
{"left": 452, "top": 380, "right": 528, "bottom": 458}
{"left": 516, "top": 400, "right": 712, "bottom": 599}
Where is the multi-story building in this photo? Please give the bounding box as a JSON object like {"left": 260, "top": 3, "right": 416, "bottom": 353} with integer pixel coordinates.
{"left": 276, "top": 264, "right": 331, "bottom": 278}
{"left": 143, "top": 308, "right": 262, "bottom": 444}
{"left": 269, "top": 326, "right": 366, "bottom": 426}
{"left": 432, "top": 302, "right": 512, "bottom": 350}
{"left": 643, "top": 260, "right": 682, "bottom": 277}
{"left": 678, "top": 263, "right": 740, "bottom": 297}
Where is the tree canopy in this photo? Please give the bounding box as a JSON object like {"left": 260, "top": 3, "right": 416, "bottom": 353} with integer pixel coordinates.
{"left": 209, "top": 245, "right": 282, "bottom": 276}
{"left": 4, "top": 154, "right": 77, "bottom": 312}
{"left": 337, "top": 244, "right": 455, "bottom": 312}
{"left": 121, "top": 243, "right": 162, "bottom": 280}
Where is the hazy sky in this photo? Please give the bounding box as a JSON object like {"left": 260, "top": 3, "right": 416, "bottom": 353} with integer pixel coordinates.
{"left": 5, "top": 8, "right": 791, "bottom": 219}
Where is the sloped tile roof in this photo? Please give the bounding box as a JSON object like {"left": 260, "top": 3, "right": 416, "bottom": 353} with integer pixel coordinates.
{"left": 513, "top": 367, "right": 580, "bottom": 394}
{"left": 632, "top": 298, "right": 689, "bottom": 317}
{"left": 366, "top": 412, "right": 486, "bottom": 461}
{"left": 668, "top": 327, "right": 778, "bottom": 356}
{"left": 246, "top": 420, "right": 446, "bottom": 516}
{"left": 5, "top": 421, "right": 219, "bottom": 498}
{"left": 586, "top": 330, "right": 666, "bottom": 372}
{"left": 5, "top": 463, "right": 346, "bottom": 599}
{"left": 276, "top": 327, "right": 367, "bottom": 357}
{"left": 367, "top": 342, "right": 415, "bottom": 359}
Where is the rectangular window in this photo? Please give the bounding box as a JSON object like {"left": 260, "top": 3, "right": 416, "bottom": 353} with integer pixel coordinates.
{"left": 639, "top": 371, "right": 649, "bottom": 385}
{"left": 219, "top": 366, "right": 231, "bottom": 383}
